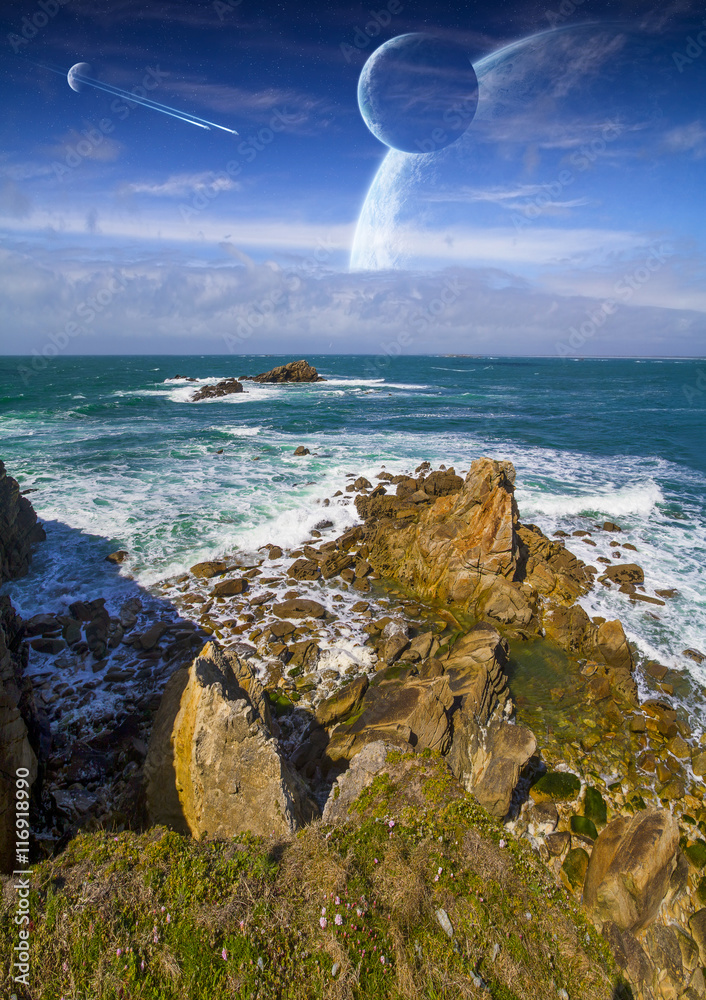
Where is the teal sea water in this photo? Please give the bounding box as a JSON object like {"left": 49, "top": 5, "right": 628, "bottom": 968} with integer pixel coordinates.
{"left": 1, "top": 354, "right": 705, "bottom": 686}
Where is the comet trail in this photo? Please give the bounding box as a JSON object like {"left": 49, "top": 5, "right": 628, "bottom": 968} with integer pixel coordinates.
{"left": 45, "top": 63, "right": 238, "bottom": 134}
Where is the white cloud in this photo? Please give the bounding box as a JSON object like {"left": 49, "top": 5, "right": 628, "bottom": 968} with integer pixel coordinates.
{"left": 0, "top": 246, "right": 703, "bottom": 360}
{"left": 119, "top": 172, "right": 241, "bottom": 197}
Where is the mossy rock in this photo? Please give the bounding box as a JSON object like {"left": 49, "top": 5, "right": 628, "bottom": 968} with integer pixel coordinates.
{"left": 570, "top": 815, "right": 598, "bottom": 841}
{"left": 697, "top": 877, "right": 706, "bottom": 907}
{"left": 684, "top": 840, "right": 706, "bottom": 869}
{"left": 561, "top": 847, "right": 590, "bottom": 892}
{"left": 583, "top": 786, "right": 607, "bottom": 828}
{"left": 530, "top": 771, "right": 581, "bottom": 803}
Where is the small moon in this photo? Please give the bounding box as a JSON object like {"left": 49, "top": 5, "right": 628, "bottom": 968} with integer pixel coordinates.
{"left": 358, "top": 34, "right": 478, "bottom": 154}
{"left": 67, "top": 62, "right": 92, "bottom": 93}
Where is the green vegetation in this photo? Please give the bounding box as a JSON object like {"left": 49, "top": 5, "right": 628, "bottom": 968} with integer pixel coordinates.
{"left": 1, "top": 753, "right": 624, "bottom": 999}
{"left": 570, "top": 815, "right": 598, "bottom": 841}
{"left": 530, "top": 771, "right": 581, "bottom": 803}
{"left": 583, "top": 787, "right": 607, "bottom": 829}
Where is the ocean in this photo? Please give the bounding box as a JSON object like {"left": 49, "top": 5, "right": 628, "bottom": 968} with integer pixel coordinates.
{"left": 1, "top": 354, "right": 705, "bottom": 689}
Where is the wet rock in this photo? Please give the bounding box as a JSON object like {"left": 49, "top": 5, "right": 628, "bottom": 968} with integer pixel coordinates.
{"left": 293, "top": 446, "right": 310, "bottom": 456}
{"left": 683, "top": 648, "right": 705, "bottom": 665}
{"left": 106, "top": 550, "right": 129, "bottom": 564}
{"left": 316, "top": 676, "right": 369, "bottom": 727}
{"left": 190, "top": 560, "right": 228, "bottom": 579}
{"left": 144, "top": 642, "right": 313, "bottom": 838}
{"left": 29, "top": 636, "right": 66, "bottom": 654}
{"left": 192, "top": 378, "right": 244, "bottom": 401}
{"left": 320, "top": 551, "right": 354, "bottom": 580}
{"left": 138, "top": 622, "right": 170, "bottom": 650}
{"left": 212, "top": 578, "right": 248, "bottom": 597}
{"left": 287, "top": 558, "right": 321, "bottom": 581}
{"left": 602, "top": 563, "right": 644, "bottom": 585}
{"left": 24, "top": 613, "right": 61, "bottom": 637}
{"left": 583, "top": 808, "right": 679, "bottom": 932}
{"left": 272, "top": 599, "right": 326, "bottom": 619}
{"left": 602, "top": 521, "right": 622, "bottom": 532}
{"left": 266, "top": 545, "right": 283, "bottom": 560}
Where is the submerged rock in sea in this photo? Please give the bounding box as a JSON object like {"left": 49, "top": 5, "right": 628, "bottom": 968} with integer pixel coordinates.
{"left": 192, "top": 378, "right": 244, "bottom": 401}
{"left": 242, "top": 359, "right": 325, "bottom": 383}
{"left": 144, "top": 642, "right": 315, "bottom": 838}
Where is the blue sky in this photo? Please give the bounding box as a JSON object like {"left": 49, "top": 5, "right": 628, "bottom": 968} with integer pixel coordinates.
{"left": 1, "top": 0, "right": 705, "bottom": 357}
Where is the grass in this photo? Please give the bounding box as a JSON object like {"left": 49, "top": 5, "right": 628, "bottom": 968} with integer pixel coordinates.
{"left": 1, "top": 752, "right": 629, "bottom": 1000}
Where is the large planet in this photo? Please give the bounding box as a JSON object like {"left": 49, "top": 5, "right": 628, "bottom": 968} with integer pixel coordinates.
{"left": 67, "top": 62, "right": 92, "bottom": 93}
{"left": 358, "top": 33, "right": 479, "bottom": 154}
{"left": 351, "top": 21, "right": 706, "bottom": 306}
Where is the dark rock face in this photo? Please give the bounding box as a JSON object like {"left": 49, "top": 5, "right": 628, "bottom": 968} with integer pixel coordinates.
{"left": 243, "top": 360, "right": 325, "bottom": 383}
{"left": 0, "top": 461, "right": 45, "bottom": 582}
{"left": 192, "top": 378, "right": 245, "bottom": 401}
{"left": 0, "top": 466, "right": 45, "bottom": 873}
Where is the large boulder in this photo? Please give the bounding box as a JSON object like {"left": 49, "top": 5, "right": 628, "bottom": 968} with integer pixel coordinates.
{"left": 583, "top": 808, "right": 679, "bottom": 932}
{"left": 0, "top": 461, "right": 45, "bottom": 582}
{"left": 448, "top": 714, "right": 536, "bottom": 818}
{"left": 441, "top": 623, "right": 510, "bottom": 723}
{"left": 359, "top": 458, "right": 521, "bottom": 607}
{"left": 325, "top": 668, "right": 454, "bottom": 767}
{"left": 144, "top": 642, "right": 313, "bottom": 838}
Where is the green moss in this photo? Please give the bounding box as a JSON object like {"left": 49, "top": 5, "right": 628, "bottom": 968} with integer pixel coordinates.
{"left": 0, "top": 756, "right": 626, "bottom": 1000}
{"left": 583, "top": 786, "right": 607, "bottom": 828}
{"left": 531, "top": 771, "right": 581, "bottom": 802}
{"left": 570, "top": 815, "right": 598, "bottom": 841}
{"left": 684, "top": 840, "right": 706, "bottom": 869}
{"left": 562, "top": 848, "right": 590, "bottom": 891}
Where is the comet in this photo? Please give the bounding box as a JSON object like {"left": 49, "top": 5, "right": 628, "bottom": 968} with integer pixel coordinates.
{"left": 57, "top": 62, "right": 239, "bottom": 134}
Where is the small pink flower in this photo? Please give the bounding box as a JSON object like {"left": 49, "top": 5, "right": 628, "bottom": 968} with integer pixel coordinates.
{"left": 161, "top": 906, "right": 165, "bottom": 913}
{"left": 166, "top": 914, "right": 171, "bottom": 923}
{"left": 321, "top": 907, "right": 326, "bottom": 916}
{"left": 62, "top": 961, "right": 68, "bottom": 972}
{"left": 388, "top": 820, "right": 395, "bottom": 829}
{"left": 116, "top": 948, "right": 122, "bottom": 957}
{"left": 499, "top": 839, "right": 506, "bottom": 849}
{"left": 335, "top": 914, "right": 343, "bottom": 926}
{"left": 373, "top": 857, "right": 378, "bottom": 864}
{"left": 222, "top": 948, "right": 227, "bottom": 960}
{"left": 320, "top": 916, "right": 328, "bottom": 929}
{"left": 239, "top": 920, "right": 244, "bottom": 931}
{"left": 381, "top": 955, "right": 386, "bottom": 964}
{"left": 141, "top": 960, "right": 145, "bottom": 971}
{"left": 335, "top": 896, "right": 340, "bottom": 905}
{"left": 438, "top": 867, "right": 443, "bottom": 875}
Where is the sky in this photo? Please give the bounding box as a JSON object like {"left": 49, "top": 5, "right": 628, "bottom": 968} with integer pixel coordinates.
{"left": 1, "top": 0, "right": 705, "bottom": 357}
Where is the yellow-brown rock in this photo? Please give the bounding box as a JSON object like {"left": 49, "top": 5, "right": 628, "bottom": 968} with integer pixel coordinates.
{"left": 144, "top": 642, "right": 312, "bottom": 839}
{"left": 583, "top": 808, "right": 679, "bottom": 932}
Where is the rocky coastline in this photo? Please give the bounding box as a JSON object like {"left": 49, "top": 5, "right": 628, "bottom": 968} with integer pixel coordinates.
{"left": 2, "top": 453, "right": 706, "bottom": 999}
